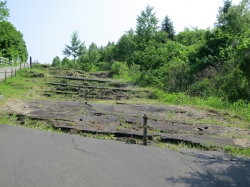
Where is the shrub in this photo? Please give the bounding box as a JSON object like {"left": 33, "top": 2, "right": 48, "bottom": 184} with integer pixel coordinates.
{"left": 110, "top": 61, "right": 129, "bottom": 76}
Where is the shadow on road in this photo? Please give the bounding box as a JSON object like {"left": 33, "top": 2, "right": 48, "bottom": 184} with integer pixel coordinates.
{"left": 165, "top": 151, "right": 250, "bottom": 187}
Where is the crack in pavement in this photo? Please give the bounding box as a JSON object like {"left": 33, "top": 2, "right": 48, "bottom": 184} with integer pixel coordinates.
{"left": 181, "top": 160, "right": 220, "bottom": 187}
{"left": 74, "top": 145, "right": 108, "bottom": 159}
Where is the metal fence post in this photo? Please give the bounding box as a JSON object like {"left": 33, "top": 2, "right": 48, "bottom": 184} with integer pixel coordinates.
{"left": 143, "top": 114, "right": 148, "bottom": 146}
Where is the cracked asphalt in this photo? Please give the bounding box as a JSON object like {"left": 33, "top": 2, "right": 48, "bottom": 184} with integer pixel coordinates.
{"left": 1, "top": 124, "right": 250, "bottom": 187}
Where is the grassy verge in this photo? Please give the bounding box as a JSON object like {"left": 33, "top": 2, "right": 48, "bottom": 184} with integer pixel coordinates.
{"left": 0, "top": 68, "right": 47, "bottom": 101}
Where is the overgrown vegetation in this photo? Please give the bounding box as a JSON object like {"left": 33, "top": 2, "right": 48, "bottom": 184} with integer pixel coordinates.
{"left": 52, "top": 0, "right": 250, "bottom": 104}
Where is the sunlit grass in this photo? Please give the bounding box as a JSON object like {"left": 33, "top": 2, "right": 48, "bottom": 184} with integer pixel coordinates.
{"left": 114, "top": 72, "right": 250, "bottom": 125}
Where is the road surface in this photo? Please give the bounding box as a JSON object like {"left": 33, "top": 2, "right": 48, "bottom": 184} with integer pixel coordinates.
{"left": 1, "top": 124, "right": 250, "bottom": 187}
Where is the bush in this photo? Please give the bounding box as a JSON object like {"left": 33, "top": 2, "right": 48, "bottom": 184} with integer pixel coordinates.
{"left": 98, "top": 61, "right": 112, "bottom": 71}
{"left": 221, "top": 69, "right": 250, "bottom": 102}
{"left": 110, "top": 61, "right": 129, "bottom": 76}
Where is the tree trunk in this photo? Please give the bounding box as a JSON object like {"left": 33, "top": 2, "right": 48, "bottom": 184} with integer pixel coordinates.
{"left": 73, "top": 57, "right": 76, "bottom": 77}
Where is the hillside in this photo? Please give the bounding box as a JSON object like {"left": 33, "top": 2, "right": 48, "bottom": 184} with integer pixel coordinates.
{"left": 1, "top": 65, "right": 250, "bottom": 157}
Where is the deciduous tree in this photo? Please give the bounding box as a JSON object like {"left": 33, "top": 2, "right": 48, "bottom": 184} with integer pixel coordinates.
{"left": 0, "top": 1, "right": 9, "bottom": 21}
{"left": 135, "top": 5, "right": 159, "bottom": 43}
{"left": 51, "top": 56, "right": 61, "bottom": 68}
{"left": 88, "top": 42, "right": 100, "bottom": 66}
{"left": 62, "top": 31, "right": 85, "bottom": 75}
{"left": 0, "top": 21, "right": 28, "bottom": 61}
{"left": 215, "top": 0, "right": 250, "bottom": 35}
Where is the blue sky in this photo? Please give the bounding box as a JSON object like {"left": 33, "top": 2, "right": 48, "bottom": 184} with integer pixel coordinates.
{"left": 7, "top": 0, "right": 241, "bottom": 64}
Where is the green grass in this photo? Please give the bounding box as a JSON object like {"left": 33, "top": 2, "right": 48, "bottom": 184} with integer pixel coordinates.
{"left": 0, "top": 113, "right": 63, "bottom": 133}
{"left": 162, "top": 93, "right": 250, "bottom": 122}
{"left": 114, "top": 72, "right": 250, "bottom": 124}
{"left": 0, "top": 68, "right": 46, "bottom": 101}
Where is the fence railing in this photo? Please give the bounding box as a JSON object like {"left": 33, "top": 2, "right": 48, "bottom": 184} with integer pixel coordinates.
{"left": 0, "top": 62, "right": 29, "bottom": 82}
{"left": 0, "top": 69, "right": 17, "bottom": 82}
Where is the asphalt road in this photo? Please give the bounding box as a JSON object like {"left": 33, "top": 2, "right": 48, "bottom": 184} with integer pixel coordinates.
{"left": 0, "top": 63, "right": 29, "bottom": 82}
{"left": 0, "top": 124, "right": 250, "bottom": 187}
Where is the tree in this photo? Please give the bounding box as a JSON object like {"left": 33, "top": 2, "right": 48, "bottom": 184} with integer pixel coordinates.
{"left": 88, "top": 42, "right": 100, "bottom": 66}
{"left": 161, "top": 15, "right": 175, "bottom": 40}
{"left": 78, "top": 54, "right": 91, "bottom": 71}
{"left": 0, "top": 21, "right": 28, "bottom": 61}
{"left": 135, "top": 5, "right": 159, "bottom": 42}
{"left": 61, "top": 57, "right": 72, "bottom": 69}
{"left": 215, "top": 0, "right": 250, "bottom": 35}
{"left": 175, "top": 27, "right": 206, "bottom": 46}
{"left": 62, "top": 31, "right": 85, "bottom": 75}
{"left": 0, "top": 1, "right": 9, "bottom": 21}
{"left": 98, "top": 41, "right": 116, "bottom": 63}
{"left": 115, "top": 29, "right": 136, "bottom": 64}
{"left": 51, "top": 56, "right": 61, "bottom": 68}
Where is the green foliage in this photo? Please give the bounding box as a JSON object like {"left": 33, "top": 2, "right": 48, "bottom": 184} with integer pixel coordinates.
{"left": 221, "top": 68, "right": 250, "bottom": 102}
{"left": 51, "top": 56, "right": 61, "bottom": 68}
{"left": 98, "top": 42, "right": 116, "bottom": 63}
{"left": 128, "top": 64, "right": 140, "bottom": 80}
{"left": 0, "top": 21, "right": 28, "bottom": 61}
{"left": 161, "top": 15, "right": 175, "bottom": 40}
{"left": 0, "top": 1, "right": 9, "bottom": 21}
{"left": 175, "top": 27, "right": 206, "bottom": 46}
{"left": 62, "top": 31, "right": 86, "bottom": 74}
{"left": 115, "top": 29, "right": 136, "bottom": 64}
{"left": 50, "top": 1, "right": 250, "bottom": 103}
{"left": 216, "top": 0, "right": 250, "bottom": 35}
{"left": 190, "top": 28, "right": 233, "bottom": 73}
{"left": 238, "top": 42, "right": 250, "bottom": 79}
{"left": 78, "top": 54, "right": 92, "bottom": 71}
{"left": 61, "top": 57, "right": 73, "bottom": 69}
{"left": 98, "top": 61, "right": 112, "bottom": 71}
{"left": 88, "top": 42, "right": 100, "bottom": 66}
{"left": 135, "top": 5, "right": 159, "bottom": 43}
{"left": 62, "top": 31, "right": 86, "bottom": 59}
{"left": 110, "top": 61, "right": 129, "bottom": 77}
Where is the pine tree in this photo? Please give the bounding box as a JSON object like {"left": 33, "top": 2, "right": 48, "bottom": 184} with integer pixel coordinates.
{"left": 161, "top": 15, "right": 175, "bottom": 40}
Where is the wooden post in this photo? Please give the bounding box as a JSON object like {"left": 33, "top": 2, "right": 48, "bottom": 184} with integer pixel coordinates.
{"left": 5, "top": 70, "right": 6, "bottom": 82}
{"left": 11, "top": 69, "right": 13, "bottom": 78}
{"left": 20, "top": 63, "right": 21, "bottom": 70}
{"left": 15, "top": 69, "right": 16, "bottom": 77}
{"left": 30, "top": 56, "right": 32, "bottom": 68}
{"left": 24, "top": 62, "right": 25, "bottom": 68}
{"left": 143, "top": 114, "right": 148, "bottom": 146}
